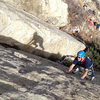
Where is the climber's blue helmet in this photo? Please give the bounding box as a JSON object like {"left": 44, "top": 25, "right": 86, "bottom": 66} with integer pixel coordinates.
{"left": 77, "top": 50, "right": 85, "bottom": 57}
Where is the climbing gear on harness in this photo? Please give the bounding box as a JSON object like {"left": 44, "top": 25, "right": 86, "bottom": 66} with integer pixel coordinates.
{"left": 88, "top": 69, "right": 92, "bottom": 75}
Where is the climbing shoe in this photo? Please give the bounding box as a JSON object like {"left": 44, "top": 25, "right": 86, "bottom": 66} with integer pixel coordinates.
{"left": 91, "top": 76, "right": 95, "bottom": 81}
{"left": 72, "top": 68, "right": 79, "bottom": 74}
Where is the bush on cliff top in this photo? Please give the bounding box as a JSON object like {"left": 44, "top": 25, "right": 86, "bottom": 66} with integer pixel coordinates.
{"left": 86, "top": 41, "right": 100, "bottom": 69}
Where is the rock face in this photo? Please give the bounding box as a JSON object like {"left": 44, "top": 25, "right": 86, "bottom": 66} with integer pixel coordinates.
{"left": 3, "top": 0, "right": 68, "bottom": 27}
{"left": 61, "top": 0, "right": 100, "bottom": 45}
{"left": 0, "top": 1, "right": 85, "bottom": 59}
{"left": 0, "top": 45, "right": 100, "bottom": 100}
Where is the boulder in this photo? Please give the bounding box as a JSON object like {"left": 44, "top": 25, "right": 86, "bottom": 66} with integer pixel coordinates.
{"left": 0, "top": 1, "right": 86, "bottom": 59}
{"left": 0, "top": 45, "right": 100, "bottom": 100}
{"left": 3, "top": 0, "right": 68, "bottom": 27}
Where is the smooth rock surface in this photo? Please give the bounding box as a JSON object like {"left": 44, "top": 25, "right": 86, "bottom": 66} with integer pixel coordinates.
{"left": 3, "top": 0, "right": 68, "bottom": 27}
{"left": 0, "top": 1, "right": 86, "bottom": 59}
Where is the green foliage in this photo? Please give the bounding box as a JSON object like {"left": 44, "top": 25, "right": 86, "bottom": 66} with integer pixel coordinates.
{"left": 86, "top": 41, "right": 100, "bottom": 69}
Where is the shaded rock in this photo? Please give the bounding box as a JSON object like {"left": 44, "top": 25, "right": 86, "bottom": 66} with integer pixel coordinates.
{"left": 0, "top": 45, "right": 99, "bottom": 100}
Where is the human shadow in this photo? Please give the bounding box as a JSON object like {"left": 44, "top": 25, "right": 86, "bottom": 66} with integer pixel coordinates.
{"left": 33, "top": 32, "right": 44, "bottom": 50}
{"left": 0, "top": 35, "right": 62, "bottom": 61}
{"left": 26, "top": 32, "right": 44, "bottom": 50}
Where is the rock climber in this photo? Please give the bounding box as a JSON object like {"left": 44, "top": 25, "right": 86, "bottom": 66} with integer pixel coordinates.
{"left": 66, "top": 50, "right": 95, "bottom": 80}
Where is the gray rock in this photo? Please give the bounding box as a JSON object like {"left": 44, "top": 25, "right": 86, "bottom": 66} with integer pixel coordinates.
{"left": 0, "top": 46, "right": 99, "bottom": 100}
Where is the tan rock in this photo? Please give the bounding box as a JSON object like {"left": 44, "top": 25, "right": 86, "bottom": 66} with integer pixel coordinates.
{"left": 3, "top": 0, "right": 68, "bottom": 27}
{"left": 0, "top": 1, "right": 86, "bottom": 59}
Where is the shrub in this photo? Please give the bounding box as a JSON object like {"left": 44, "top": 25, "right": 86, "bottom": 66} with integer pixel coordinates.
{"left": 86, "top": 41, "right": 100, "bottom": 69}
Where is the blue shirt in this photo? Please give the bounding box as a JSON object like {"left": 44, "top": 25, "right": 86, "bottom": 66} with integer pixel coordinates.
{"left": 97, "top": 24, "right": 100, "bottom": 29}
{"left": 73, "top": 57, "right": 93, "bottom": 69}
